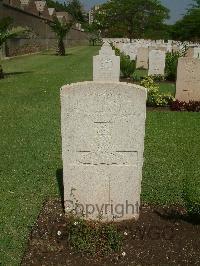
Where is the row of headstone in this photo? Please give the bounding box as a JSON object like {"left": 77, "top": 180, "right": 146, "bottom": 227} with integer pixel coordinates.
{"left": 112, "top": 38, "right": 200, "bottom": 102}
{"left": 94, "top": 43, "right": 166, "bottom": 78}
{"left": 111, "top": 38, "right": 200, "bottom": 63}
{"left": 136, "top": 47, "right": 166, "bottom": 76}
{"left": 136, "top": 47, "right": 200, "bottom": 101}
{"left": 187, "top": 47, "right": 200, "bottom": 59}
{"left": 60, "top": 42, "right": 147, "bottom": 222}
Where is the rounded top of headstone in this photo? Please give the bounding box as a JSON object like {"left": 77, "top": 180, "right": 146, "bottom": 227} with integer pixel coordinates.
{"left": 60, "top": 81, "right": 147, "bottom": 96}
{"left": 99, "top": 43, "right": 115, "bottom": 56}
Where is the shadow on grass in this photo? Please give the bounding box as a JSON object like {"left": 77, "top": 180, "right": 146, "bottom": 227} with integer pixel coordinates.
{"left": 41, "top": 53, "right": 73, "bottom": 56}
{"left": 56, "top": 168, "right": 64, "bottom": 208}
{"left": 154, "top": 209, "right": 200, "bottom": 225}
{"left": 4, "top": 71, "right": 33, "bottom": 76}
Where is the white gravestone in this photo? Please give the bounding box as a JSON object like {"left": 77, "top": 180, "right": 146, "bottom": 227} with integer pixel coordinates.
{"left": 194, "top": 47, "right": 200, "bottom": 59}
{"left": 148, "top": 50, "right": 166, "bottom": 76}
{"left": 61, "top": 81, "right": 147, "bottom": 222}
{"left": 93, "top": 44, "right": 120, "bottom": 82}
{"left": 136, "top": 47, "right": 149, "bottom": 69}
{"left": 176, "top": 58, "right": 200, "bottom": 102}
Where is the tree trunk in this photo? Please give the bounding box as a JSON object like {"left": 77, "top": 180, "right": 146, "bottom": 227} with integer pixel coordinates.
{"left": 0, "top": 64, "right": 4, "bottom": 79}
{"left": 58, "top": 39, "right": 65, "bottom": 56}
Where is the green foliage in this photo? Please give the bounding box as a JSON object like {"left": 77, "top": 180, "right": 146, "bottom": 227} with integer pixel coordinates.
{"left": 65, "top": 0, "right": 86, "bottom": 23}
{"left": 113, "top": 46, "right": 121, "bottom": 56}
{"left": 165, "top": 47, "right": 187, "bottom": 81}
{"left": 183, "top": 176, "right": 200, "bottom": 221}
{"left": 95, "top": 0, "right": 169, "bottom": 39}
{"left": 112, "top": 45, "right": 136, "bottom": 78}
{"left": 49, "top": 17, "right": 72, "bottom": 40}
{"left": 120, "top": 53, "right": 136, "bottom": 78}
{"left": 140, "top": 76, "right": 174, "bottom": 106}
{"left": 46, "top": 0, "right": 86, "bottom": 23}
{"left": 144, "top": 23, "right": 172, "bottom": 40}
{"left": 48, "top": 17, "right": 72, "bottom": 55}
{"left": 172, "top": 2, "right": 200, "bottom": 41}
{"left": 67, "top": 217, "right": 122, "bottom": 254}
{"left": 165, "top": 51, "right": 180, "bottom": 81}
{"left": 0, "top": 17, "right": 28, "bottom": 79}
{"left": 150, "top": 74, "right": 165, "bottom": 82}
{"left": 194, "top": 0, "right": 200, "bottom": 8}
{"left": 85, "top": 23, "right": 101, "bottom": 46}
{"left": 46, "top": 0, "right": 66, "bottom": 11}
{"left": 0, "top": 17, "right": 28, "bottom": 48}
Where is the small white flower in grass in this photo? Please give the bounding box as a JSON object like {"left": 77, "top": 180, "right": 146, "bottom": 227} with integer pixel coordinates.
{"left": 122, "top": 251, "right": 126, "bottom": 257}
{"left": 124, "top": 231, "right": 128, "bottom": 236}
{"left": 74, "top": 221, "right": 78, "bottom": 225}
{"left": 57, "top": 230, "right": 62, "bottom": 236}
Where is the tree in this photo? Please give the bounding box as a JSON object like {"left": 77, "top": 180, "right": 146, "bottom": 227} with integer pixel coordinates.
{"left": 48, "top": 17, "right": 72, "bottom": 56}
{"left": 65, "top": 0, "right": 86, "bottom": 23}
{"left": 85, "top": 23, "right": 101, "bottom": 46}
{"left": 193, "top": 0, "right": 200, "bottom": 7}
{"left": 172, "top": 0, "right": 200, "bottom": 41}
{"left": 0, "top": 17, "right": 28, "bottom": 79}
{"left": 46, "top": 0, "right": 66, "bottom": 11}
{"left": 94, "top": 0, "right": 169, "bottom": 41}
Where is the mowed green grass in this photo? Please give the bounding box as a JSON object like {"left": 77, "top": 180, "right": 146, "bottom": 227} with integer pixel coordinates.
{"left": 0, "top": 46, "right": 200, "bottom": 265}
{"left": 0, "top": 46, "right": 98, "bottom": 266}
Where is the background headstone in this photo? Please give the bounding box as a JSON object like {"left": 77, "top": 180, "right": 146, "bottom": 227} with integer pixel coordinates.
{"left": 136, "top": 47, "right": 149, "bottom": 69}
{"left": 194, "top": 47, "right": 200, "bottom": 59}
{"left": 148, "top": 49, "right": 166, "bottom": 76}
{"left": 176, "top": 58, "right": 200, "bottom": 102}
{"left": 93, "top": 44, "right": 120, "bottom": 82}
{"left": 61, "top": 81, "right": 147, "bottom": 221}
{"left": 186, "top": 47, "right": 195, "bottom": 58}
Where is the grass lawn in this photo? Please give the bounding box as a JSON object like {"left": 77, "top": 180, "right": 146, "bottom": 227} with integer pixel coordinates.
{"left": 158, "top": 81, "right": 176, "bottom": 96}
{"left": 0, "top": 46, "right": 200, "bottom": 265}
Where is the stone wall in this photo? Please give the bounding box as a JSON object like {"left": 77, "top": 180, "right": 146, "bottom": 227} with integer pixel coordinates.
{"left": 0, "top": 0, "right": 88, "bottom": 57}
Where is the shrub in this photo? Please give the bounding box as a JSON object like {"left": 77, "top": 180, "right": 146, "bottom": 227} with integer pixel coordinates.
{"left": 150, "top": 74, "right": 165, "bottom": 82}
{"left": 165, "top": 46, "right": 188, "bottom": 81}
{"left": 171, "top": 100, "right": 200, "bottom": 112}
{"left": 183, "top": 176, "right": 200, "bottom": 222}
{"left": 120, "top": 53, "right": 136, "bottom": 78}
{"left": 165, "top": 51, "right": 180, "bottom": 81}
{"left": 114, "top": 47, "right": 121, "bottom": 56}
{"left": 112, "top": 45, "right": 136, "bottom": 78}
{"left": 140, "top": 76, "right": 174, "bottom": 107}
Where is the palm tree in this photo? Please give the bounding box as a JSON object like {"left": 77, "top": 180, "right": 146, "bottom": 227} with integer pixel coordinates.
{"left": 49, "top": 17, "right": 73, "bottom": 56}
{"left": 0, "top": 17, "right": 28, "bottom": 79}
